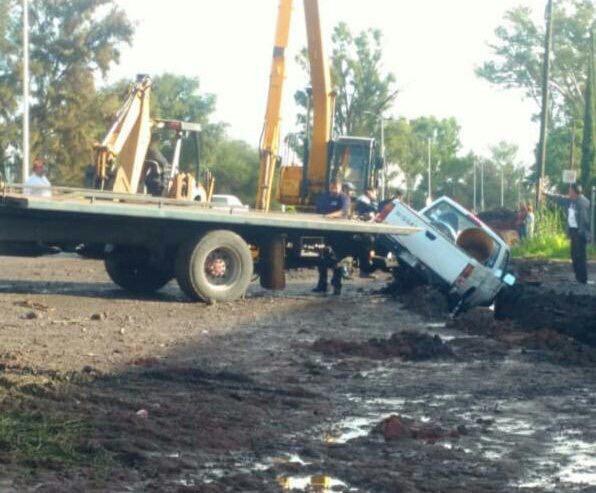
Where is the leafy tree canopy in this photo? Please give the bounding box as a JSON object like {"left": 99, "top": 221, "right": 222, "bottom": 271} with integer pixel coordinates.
{"left": 477, "top": 0, "right": 594, "bottom": 124}
{"left": 0, "top": 0, "right": 134, "bottom": 184}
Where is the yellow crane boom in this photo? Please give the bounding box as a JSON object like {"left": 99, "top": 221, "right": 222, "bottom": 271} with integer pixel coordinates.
{"left": 256, "top": 0, "right": 294, "bottom": 211}
{"left": 257, "top": 0, "right": 335, "bottom": 211}
{"left": 258, "top": 0, "right": 379, "bottom": 210}
{"left": 303, "top": 0, "right": 334, "bottom": 195}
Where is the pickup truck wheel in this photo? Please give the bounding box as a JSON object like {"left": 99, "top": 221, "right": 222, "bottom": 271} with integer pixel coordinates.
{"left": 176, "top": 230, "right": 253, "bottom": 302}
{"left": 105, "top": 248, "right": 173, "bottom": 294}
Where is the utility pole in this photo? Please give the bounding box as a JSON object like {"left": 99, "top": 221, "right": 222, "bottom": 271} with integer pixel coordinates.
{"left": 569, "top": 119, "right": 576, "bottom": 169}
{"left": 592, "top": 186, "right": 595, "bottom": 246}
{"left": 427, "top": 137, "right": 432, "bottom": 205}
{"left": 536, "top": 0, "right": 554, "bottom": 207}
{"left": 22, "top": 0, "right": 30, "bottom": 182}
{"left": 380, "top": 116, "right": 386, "bottom": 200}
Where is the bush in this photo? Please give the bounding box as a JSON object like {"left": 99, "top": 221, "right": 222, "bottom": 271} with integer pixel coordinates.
{"left": 512, "top": 206, "right": 595, "bottom": 260}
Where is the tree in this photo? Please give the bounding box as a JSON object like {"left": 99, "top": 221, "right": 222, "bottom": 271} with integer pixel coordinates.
{"left": 580, "top": 28, "right": 595, "bottom": 190}
{"left": 294, "top": 22, "right": 397, "bottom": 144}
{"left": 209, "top": 140, "right": 259, "bottom": 206}
{"left": 384, "top": 116, "right": 463, "bottom": 206}
{"left": 477, "top": 0, "right": 594, "bottom": 124}
{"left": 384, "top": 118, "right": 422, "bottom": 198}
{"left": 147, "top": 74, "right": 226, "bottom": 173}
{"left": 0, "top": 0, "right": 134, "bottom": 184}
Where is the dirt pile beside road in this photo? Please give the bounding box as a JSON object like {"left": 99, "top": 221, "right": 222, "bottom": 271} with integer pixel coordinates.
{"left": 312, "top": 331, "right": 454, "bottom": 361}
{"left": 391, "top": 285, "right": 450, "bottom": 319}
{"left": 450, "top": 308, "right": 596, "bottom": 365}
{"left": 496, "top": 284, "right": 596, "bottom": 347}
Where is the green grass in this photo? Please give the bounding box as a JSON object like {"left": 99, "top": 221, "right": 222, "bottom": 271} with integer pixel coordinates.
{"left": 512, "top": 206, "right": 596, "bottom": 260}
{"left": 0, "top": 411, "right": 107, "bottom": 468}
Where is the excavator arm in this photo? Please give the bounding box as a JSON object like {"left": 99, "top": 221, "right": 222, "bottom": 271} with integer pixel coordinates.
{"left": 257, "top": 0, "right": 335, "bottom": 210}
{"left": 93, "top": 76, "right": 213, "bottom": 202}
{"left": 94, "top": 76, "right": 153, "bottom": 193}
{"left": 256, "top": 0, "right": 294, "bottom": 211}
{"left": 302, "top": 0, "right": 334, "bottom": 196}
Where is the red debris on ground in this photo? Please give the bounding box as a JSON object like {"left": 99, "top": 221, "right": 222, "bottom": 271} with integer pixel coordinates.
{"left": 374, "top": 415, "right": 462, "bottom": 443}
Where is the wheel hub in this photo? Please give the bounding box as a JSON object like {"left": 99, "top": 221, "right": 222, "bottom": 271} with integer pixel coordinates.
{"left": 207, "top": 256, "right": 227, "bottom": 278}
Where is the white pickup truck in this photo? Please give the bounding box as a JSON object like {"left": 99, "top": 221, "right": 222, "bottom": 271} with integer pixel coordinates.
{"left": 377, "top": 196, "right": 515, "bottom": 314}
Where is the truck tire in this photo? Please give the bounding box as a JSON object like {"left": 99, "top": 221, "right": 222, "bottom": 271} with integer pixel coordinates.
{"left": 176, "top": 230, "right": 253, "bottom": 302}
{"left": 259, "top": 235, "right": 286, "bottom": 290}
{"left": 105, "top": 247, "right": 173, "bottom": 294}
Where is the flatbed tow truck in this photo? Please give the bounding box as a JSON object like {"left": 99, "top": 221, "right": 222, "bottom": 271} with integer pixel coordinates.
{"left": 0, "top": 185, "right": 417, "bottom": 303}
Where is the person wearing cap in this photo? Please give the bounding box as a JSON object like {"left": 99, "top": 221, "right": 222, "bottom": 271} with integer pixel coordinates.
{"left": 355, "top": 187, "right": 379, "bottom": 221}
{"left": 24, "top": 157, "right": 52, "bottom": 197}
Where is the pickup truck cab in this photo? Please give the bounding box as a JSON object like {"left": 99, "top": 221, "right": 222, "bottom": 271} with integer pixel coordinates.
{"left": 379, "top": 196, "right": 515, "bottom": 314}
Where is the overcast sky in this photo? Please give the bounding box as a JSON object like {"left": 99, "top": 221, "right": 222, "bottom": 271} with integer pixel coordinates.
{"left": 110, "top": 0, "right": 547, "bottom": 166}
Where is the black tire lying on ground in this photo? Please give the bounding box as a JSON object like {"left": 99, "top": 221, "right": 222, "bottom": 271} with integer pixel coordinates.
{"left": 105, "top": 247, "right": 173, "bottom": 294}
{"left": 176, "top": 230, "right": 253, "bottom": 302}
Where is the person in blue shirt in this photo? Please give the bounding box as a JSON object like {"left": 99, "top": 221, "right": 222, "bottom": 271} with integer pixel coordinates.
{"left": 313, "top": 181, "right": 351, "bottom": 295}
{"left": 315, "top": 181, "right": 351, "bottom": 218}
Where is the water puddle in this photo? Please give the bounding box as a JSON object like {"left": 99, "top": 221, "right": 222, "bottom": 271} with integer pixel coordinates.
{"left": 518, "top": 432, "right": 596, "bottom": 489}
{"left": 324, "top": 416, "right": 376, "bottom": 444}
{"left": 495, "top": 417, "right": 536, "bottom": 437}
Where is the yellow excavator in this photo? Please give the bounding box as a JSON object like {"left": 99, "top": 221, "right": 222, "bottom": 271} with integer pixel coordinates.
{"left": 94, "top": 75, "right": 215, "bottom": 202}
{"left": 256, "top": 0, "right": 384, "bottom": 211}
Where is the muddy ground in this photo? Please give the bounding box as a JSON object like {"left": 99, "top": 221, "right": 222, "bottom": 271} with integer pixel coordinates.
{"left": 0, "top": 255, "right": 595, "bottom": 492}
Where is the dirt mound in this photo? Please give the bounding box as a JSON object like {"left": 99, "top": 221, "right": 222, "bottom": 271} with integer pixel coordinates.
{"left": 373, "top": 415, "right": 462, "bottom": 443}
{"left": 478, "top": 208, "right": 518, "bottom": 231}
{"left": 496, "top": 284, "right": 596, "bottom": 347}
{"left": 312, "top": 331, "right": 454, "bottom": 361}
{"left": 387, "top": 285, "right": 450, "bottom": 319}
{"left": 450, "top": 309, "right": 596, "bottom": 365}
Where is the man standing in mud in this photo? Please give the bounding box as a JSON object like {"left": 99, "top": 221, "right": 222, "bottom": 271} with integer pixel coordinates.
{"left": 313, "top": 181, "right": 351, "bottom": 295}
{"left": 543, "top": 183, "right": 592, "bottom": 284}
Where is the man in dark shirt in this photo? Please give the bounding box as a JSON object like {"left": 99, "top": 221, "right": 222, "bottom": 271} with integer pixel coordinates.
{"left": 313, "top": 181, "right": 351, "bottom": 295}
{"left": 355, "top": 187, "right": 379, "bottom": 220}
{"left": 316, "top": 181, "right": 351, "bottom": 218}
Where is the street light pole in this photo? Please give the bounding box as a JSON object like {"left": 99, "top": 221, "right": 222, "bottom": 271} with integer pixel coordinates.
{"left": 500, "top": 166, "right": 505, "bottom": 207}
{"left": 22, "top": 0, "right": 30, "bottom": 182}
{"left": 480, "top": 160, "right": 485, "bottom": 212}
{"left": 380, "top": 116, "right": 386, "bottom": 200}
{"left": 473, "top": 159, "right": 477, "bottom": 212}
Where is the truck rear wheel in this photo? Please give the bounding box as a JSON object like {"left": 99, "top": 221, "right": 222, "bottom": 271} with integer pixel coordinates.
{"left": 105, "top": 247, "right": 173, "bottom": 294}
{"left": 176, "top": 230, "right": 253, "bottom": 302}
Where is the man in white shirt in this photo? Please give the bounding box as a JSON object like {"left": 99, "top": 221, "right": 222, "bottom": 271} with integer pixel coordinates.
{"left": 544, "top": 183, "right": 592, "bottom": 284}
{"left": 24, "top": 157, "right": 52, "bottom": 197}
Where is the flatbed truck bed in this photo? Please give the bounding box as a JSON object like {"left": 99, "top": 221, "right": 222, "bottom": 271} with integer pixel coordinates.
{"left": 0, "top": 186, "right": 417, "bottom": 302}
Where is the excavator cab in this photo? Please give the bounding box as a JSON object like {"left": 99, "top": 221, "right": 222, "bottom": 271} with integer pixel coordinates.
{"left": 328, "top": 137, "right": 381, "bottom": 193}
